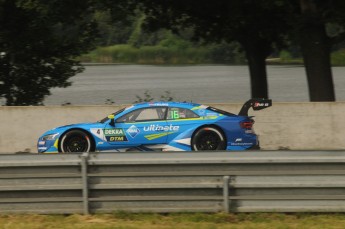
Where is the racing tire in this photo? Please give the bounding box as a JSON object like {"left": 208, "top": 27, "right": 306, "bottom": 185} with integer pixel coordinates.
{"left": 59, "top": 130, "right": 92, "bottom": 153}
{"left": 192, "top": 126, "right": 226, "bottom": 151}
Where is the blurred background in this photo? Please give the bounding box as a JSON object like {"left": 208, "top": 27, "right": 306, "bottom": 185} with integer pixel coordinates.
{"left": 1, "top": 0, "right": 345, "bottom": 105}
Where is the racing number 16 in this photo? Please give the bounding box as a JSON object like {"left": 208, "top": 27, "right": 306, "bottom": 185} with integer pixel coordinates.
{"left": 170, "top": 110, "right": 179, "bottom": 119}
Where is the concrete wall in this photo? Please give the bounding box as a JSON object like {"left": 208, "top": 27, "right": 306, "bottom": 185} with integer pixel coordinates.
{"left": 1, "top": 102, "right": 344, "bottom": 153}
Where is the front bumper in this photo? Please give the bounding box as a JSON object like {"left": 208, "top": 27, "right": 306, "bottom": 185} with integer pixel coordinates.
{"left": 37, "top": 138, "right": 59, "bottom": 153}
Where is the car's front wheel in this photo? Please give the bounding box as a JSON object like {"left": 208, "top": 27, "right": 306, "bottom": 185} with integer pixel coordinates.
{"left": 192, "top": 127, "right": 226, "bottom": 151}
{"left": 59, "top": 130, "right": 92, "bottom": 153}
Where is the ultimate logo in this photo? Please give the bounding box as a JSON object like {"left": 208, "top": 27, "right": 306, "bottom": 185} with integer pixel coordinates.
{"left": 103, "top": 128, "right": 128, "bottom": 142}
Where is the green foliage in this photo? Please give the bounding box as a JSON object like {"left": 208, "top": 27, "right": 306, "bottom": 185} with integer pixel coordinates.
{"left": 125, "top": 11, "right": 173, "bottom": 48}
{"left": 0, "top": 0, "right": 99, "bottom": 105}
{"left": 273, "top": 50, "right": 303, "bottom": 64}
{"left": 134, "top": 0, "right": 292, "bottom": 99}
{"left": 127, "top": 14, "right": 146, "bottom": 47}
{"left": 270, "top": 49, "right": 345, "bottom": 66}
{"left": 159, "top": 32, "right": 192, "bottom": 50}
{"left": 81, "top": 44, "right": 207, "bottom": 64}
{"left": 93, "top": 10, "right": 134, "bottom": 46}
{"left": 331, "top": 49, "right": 345, "bottom": 66}
{"left": 207, "top": 42, "right": 246, "bottom": 64}
{"left": 80, "top": 42, "right": 246, "bottom": 65}
{"left": 279, "top": 50, "right": 293, "bottom": 62}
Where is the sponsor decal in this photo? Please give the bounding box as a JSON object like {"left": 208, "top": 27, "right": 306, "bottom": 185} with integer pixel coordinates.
{"left": 254, "top": 102, "right": 270, "bottom": 107}
{"left": 38, "top": 141, "right": 45, "bottom": 145}
{"left": 203, "top": 116, "right": 218, "bottom": 120}
{"left": 235, "top": 138, "right": 242, "bottom": 142}
{"left": 53, "top": 139, "right": 59, "bottom": 149}
{"left": 38, "top": 147, "right": 47, "bottom": 150}
{"left": 124, "top": 105, "right": 134, "bottom": 110}
{"left": 104, "top": 128, "right": 128, "bottom": 142}
{"left": 174, "top": 138, "right": 191, "bottom": 146}
{"left": 198, "top": 109, "right": 206, "bottom": 115}
{"left": 103, "top": 128, "right": 125, "bottom": 136}
{"left": 145, "top": 132, "right": 174, "bottom": 140}
{"left": 143, "top": 124, "right": 179, "bottom": 132}
{"left": 191, "top": 105, "right": 207, "bottom": 110}
{"left": 149, "top": 102, "right": 169, "bottom": 106}
{"left": 108, "top": 136, "right": 128, "bottom": 142}
{"left": 230, "top": 142, "right": 253, "bottom": 146}
{"left": 206, "top": 112, "right": 217, "bottom": 116}
{"left": 126, "top": 125, "right": 140, "bottom": 138}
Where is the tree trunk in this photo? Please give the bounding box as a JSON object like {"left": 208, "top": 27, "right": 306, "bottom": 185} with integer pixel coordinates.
{"left": 4, "top": 54, "right": 15, "bottom": 106}
{"left": 299, "top": 0, "right": 335, "bottom": 101}
{"left": 242, "top": 42, "right": 269, "bottom": 99}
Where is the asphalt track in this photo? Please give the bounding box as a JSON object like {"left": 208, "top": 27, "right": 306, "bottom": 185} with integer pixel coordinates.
{"left": 43, "top": 65, "right": 345, "bottom": 105}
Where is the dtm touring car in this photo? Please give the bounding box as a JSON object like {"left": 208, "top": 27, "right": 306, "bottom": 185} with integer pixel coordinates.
{"left": 37, "top": 98, "right": 272, "bottom": 153}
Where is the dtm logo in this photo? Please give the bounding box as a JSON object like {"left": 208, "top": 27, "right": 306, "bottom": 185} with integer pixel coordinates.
{"left": 126, "top": 125, "right": 140, "bottom": 138}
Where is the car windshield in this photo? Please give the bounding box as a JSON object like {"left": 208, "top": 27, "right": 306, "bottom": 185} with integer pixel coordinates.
{"left": 206, "top": 107, "right": 235, "bottom": 116}
{"left": 98, "top": 108, "right": 126, "bottom": 123}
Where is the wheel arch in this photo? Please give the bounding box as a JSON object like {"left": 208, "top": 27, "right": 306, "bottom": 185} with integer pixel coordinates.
{"left": 191, "top": 124, "right": 227, "bottom": 145}
{"left": 58, "top": 128, "right": 96, "bottom": 152}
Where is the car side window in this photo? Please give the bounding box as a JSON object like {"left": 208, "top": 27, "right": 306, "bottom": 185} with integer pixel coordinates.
{"left": 116, "top": 107, "right": 167, "bottom": 123}
{"left": 167, "top": 107, "right": 200, "bottom": 120}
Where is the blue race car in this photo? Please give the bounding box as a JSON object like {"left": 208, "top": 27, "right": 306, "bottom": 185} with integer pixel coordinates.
{"left": 37, "top": 99, "right": 271, "bottom": 153}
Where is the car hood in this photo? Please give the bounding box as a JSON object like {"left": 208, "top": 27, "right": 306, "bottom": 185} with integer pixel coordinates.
{"left": 39, "top": 122, "right": 104, "bottom": 138}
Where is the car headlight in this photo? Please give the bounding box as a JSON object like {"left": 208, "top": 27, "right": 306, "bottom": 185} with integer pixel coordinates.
{"left": 42, "top": 133, "right": 59, "bottom": 141}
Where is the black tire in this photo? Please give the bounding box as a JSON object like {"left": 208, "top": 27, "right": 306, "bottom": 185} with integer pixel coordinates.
{"left": 59, "top": 130, "right": 92, "bottom": 153}
{"left": 192, "top": 127, "right": 226, "bottom": 151}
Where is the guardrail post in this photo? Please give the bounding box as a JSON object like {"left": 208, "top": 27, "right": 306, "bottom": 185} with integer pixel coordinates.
{"left": 223, "top": 176, "right": 230, "bottom": 213}
{"left": 81, "top": 152, "right": 89, "bottom": 215}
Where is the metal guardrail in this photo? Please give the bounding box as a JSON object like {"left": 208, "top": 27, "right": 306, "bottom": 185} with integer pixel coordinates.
{"left": 1, "top": 151, "right": 345, "bottom": 214}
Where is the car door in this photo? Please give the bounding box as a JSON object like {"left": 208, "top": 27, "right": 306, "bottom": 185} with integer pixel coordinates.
{"left": 165, "top": 107, "right": 201, "bottom": 144}
{"left": 104, "top": 106, "right": 169, "bottom": 148}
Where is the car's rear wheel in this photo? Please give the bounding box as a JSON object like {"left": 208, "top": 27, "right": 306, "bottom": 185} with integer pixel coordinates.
{"left": 192, "top": 127, "right": 226, "bottom": 151}
{"left": 59, "top": 130, "right": 92, "bottom": 153}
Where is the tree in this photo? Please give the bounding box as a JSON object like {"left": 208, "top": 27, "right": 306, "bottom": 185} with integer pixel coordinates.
{"left": 286, "top": 0, "right": 345, "bottom": 101}
{"left": 135, "top": 0, "right": 289, "bottom": 99}
{"left": 0, "top": 0, "right": 98, "bottom": 105}
{"left": 94, "top": 9, "right": 135, "bottom": 46}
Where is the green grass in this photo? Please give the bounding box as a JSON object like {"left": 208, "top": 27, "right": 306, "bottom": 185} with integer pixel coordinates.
{"left": 1, "top": 213, "right": 345, "bottom": 229}
{"left": 79, "top": 42, "right": 247, "bottom": 65}
{"left": 267, "top": 49, "right": 345, "bottom": 66}
{"left": 81, "top": 46, "right": 345, "bottom": 66}
{"left": 80, "top": 44, "right": 212, "bottom": 65}
{"left": 331, "top": 49, "right": 345, "bottom": 66}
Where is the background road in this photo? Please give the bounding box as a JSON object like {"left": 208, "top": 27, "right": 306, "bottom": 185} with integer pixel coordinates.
{"left": 43, "top": 65, "right": 345, "bottom": 105}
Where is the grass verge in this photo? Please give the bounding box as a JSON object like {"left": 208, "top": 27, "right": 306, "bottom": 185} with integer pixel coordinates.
{"left": 1, "top": 213, "right": 345, "bottom": 229}
{"left": 80, "top": 45, "right": 211, "bottom": 65}
{"left": 80, "top": 44, "right": 246, "bottom": 65}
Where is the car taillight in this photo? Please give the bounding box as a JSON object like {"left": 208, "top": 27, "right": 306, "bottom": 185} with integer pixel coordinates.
{"left": 240, "top": 120, "right": 254, "bottom": 129}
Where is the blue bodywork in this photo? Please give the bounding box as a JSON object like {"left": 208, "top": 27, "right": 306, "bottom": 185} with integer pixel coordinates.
{"left": 37, "top": 101, "right": 262, "bottom": 153}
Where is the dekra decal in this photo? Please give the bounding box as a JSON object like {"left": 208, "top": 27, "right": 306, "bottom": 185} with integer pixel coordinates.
{"left": 103, "top": 128, "right": 125, "bottom": 136}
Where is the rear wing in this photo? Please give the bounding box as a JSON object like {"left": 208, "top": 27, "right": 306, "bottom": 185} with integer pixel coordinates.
{"left": 238, "top": 98, "right": 272, "bottom": 116}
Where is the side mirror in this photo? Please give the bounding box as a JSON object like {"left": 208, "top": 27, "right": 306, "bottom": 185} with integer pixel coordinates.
{"left": 108, "top": 114, "right": 115, "bottom": 127}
